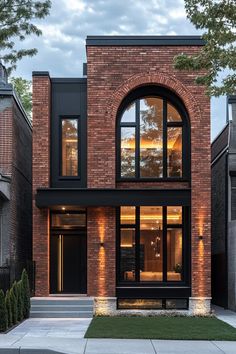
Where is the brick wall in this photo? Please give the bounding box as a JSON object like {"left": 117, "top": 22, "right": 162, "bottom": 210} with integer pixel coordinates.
{"left": 87, "top": 45, "right": 211, "bottom": 298}
{"left": 32, "top": 74, "right": 51, "bottom": 296}
{"left": 0, "top": 94, "right": 32, "bottom": 268}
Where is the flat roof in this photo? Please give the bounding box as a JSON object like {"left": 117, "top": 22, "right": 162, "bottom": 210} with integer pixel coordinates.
{"left": 86, "top": 35, "right": 204, "bottom": 46}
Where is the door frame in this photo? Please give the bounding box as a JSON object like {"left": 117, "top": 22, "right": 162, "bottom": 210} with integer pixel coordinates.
{"left": 49, "top": 210, "right": 87, "bottom": 294}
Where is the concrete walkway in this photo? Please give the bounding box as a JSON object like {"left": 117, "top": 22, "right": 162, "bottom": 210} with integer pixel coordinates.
{"left": 0, "top": 337, "right": 235, "bottom": 354}
{"left": 214, "top": 305, "right": 236, "bottom": 328}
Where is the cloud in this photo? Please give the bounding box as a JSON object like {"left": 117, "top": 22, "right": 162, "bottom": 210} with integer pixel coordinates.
{"left": 12, "top": 0, "right": 225, "bottom": 138}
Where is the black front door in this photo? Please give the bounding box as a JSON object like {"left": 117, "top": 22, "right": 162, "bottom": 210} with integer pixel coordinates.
{"left": 50, "top": 232, "right": 87, "bottom": 294}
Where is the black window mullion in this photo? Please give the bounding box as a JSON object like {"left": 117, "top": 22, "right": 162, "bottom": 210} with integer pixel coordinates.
{"left": 163, "top": 206, "right": 167, "bottom": 282}
{"left": 163, "top": 100, "right": 167, "bottom": 178}
{"left": 136, "top": 100, "right": 140, "bottom": 179}
{"left": 135, "top": 206, "right": 140, "bottom": 282}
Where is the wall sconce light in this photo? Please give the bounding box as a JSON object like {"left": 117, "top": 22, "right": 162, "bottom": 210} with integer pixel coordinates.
{"left": 198, "top": 235, "right": 203, "bottom": 240}
{"left": 100, "top": 242, "right": 104, "bottom": 247}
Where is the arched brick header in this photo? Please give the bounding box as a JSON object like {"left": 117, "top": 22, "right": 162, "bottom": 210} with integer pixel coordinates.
{"left": 105, "top": 72, "right": 202, "bottom": 128}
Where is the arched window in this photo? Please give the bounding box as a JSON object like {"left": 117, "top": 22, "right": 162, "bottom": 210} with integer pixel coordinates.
{"left": 117, "top": 86, "right": 190, "bottom": 180}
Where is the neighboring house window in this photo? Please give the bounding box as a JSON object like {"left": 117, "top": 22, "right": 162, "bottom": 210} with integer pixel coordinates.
{"left": 61, "top": 118, "right": 79, "bottom": 177}
{"left": 118, "top": 206, "right": 185, "bottom": 283}
{"left": 231, "top": 177, "right": 236, "bottom": 220}
{"left": 118, "top": 93, "right": 188, "bottom": 180}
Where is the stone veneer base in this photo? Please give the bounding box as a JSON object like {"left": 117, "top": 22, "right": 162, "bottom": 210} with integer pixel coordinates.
{"left": 94, "top": 297, "right": 212, "bottom": 316}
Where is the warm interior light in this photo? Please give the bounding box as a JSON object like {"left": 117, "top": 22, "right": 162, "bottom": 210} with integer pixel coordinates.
{"left": 62, "top": 207, "right": 66, "bottom": 211}
{"left": 121, "top": 138, "right": 181, "bottom": 150}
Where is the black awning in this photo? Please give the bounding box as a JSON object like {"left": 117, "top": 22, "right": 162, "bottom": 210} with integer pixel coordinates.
{"left": 35, "top": 188, "right": 191, "bottom": 208}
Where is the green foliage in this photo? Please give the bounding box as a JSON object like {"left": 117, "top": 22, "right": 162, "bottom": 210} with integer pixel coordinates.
{"left": 12, "top": 281, "right": 19, "bottom": 322}
{"left": 0, "top": 0, "right": 51, "bottom": 73}
{"left": 17, "top": 280, "right": 24, "bottom": 322}
{"left": 21, "top": 269, "right": 31, "bottom": 319}
{"left": 5, "top": 290, "right": 12, "bottom": 328}
{"left": 10, "top": 77, "right": 32, "bottom": 118}
{"left": 0, "top": 290, "right": 7, "bottom": 332}
{"left": 10, "top": 288, "right": 17, "bottom": 325}
{"left": 174, "top": 0, "right": 236, "bottom": 96}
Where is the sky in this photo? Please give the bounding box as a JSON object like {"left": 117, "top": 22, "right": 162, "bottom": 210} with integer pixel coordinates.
{"left": 13, "top": 0, "right": 228, "bottom": 140}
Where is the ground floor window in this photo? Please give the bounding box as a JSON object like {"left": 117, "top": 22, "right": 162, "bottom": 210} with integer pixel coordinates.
{"left": 118, "top": 206, "right": 188, "bottom": 284}
{"left": 117, "top": 298, "right": 188, "bottom": 310}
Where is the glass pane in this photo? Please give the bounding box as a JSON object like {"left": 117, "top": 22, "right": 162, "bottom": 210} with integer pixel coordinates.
{"left": 51, "top": 213, "right": 86, "bottom": 228}
{"left": 120, "top": 206, "right": 136, "bottom": 224}
{"left": 167, "top": 206, "right": 182, "bottom": 224}
{"left": 120, "top": 228, "right": 135, "bottom": 281}
{"left": 140, "top": 97, "right": 163, "bottom": 178}
{"left": 140, "top": 207, "right": 163, "bottom": 281}
{"left": 121, "top": 127, "right": 136, "bottom": 178}
{"left": 167, "top": 228, "right": 182, "bottom": 281}
{"left": 121, "top": 102, "right": 135, "bottom": 123}
{"left": 167, "top": 103, "right": 182, "bottom": 122}
{"left": 61, "top": 119, "right": 78, "bottom": 176}
{"left": 167, "top": 127, "right": 182, "bottom": 177}
{"left": 166, "top": 299, "right": 187, "bottom": 309}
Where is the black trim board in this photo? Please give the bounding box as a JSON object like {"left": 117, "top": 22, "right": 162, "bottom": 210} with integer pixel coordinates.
{"left": 86, "top": 35, "right": 204, "bottom": 46}
{"left": 35, "top": 188, "right": 191, "bottom": 208}
{"left": 116, "top": 286, "right": 191, "bottom": 299}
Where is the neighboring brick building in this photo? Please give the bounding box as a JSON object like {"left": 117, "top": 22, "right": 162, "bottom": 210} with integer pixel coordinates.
{"left": 33, "top": 36, "right": 211, "bottom": 315}
{"left": 211, "top": 95, "right": 236, "bottom": 311}
{"left": 0, "top": 64, "right": 32, "bottom": 277}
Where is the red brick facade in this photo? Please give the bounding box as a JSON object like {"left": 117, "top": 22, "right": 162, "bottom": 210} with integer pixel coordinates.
{"left": 32, "top": 40, "right": 211, "bottom": 307}
{"left": 32, "top": 74, "right": 51, "bottom": 296}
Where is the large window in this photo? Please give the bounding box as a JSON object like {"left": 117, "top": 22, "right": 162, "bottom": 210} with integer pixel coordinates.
{"left": 118, "top": 206, "right": 186, "bottom": 283}
{"left": 118, "top": 92, "right": 188, "bottom": 180}
{"left": 61, "top": 118, "right": 79, "bottom": 177}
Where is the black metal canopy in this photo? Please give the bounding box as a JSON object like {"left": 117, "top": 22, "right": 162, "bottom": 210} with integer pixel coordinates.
{"left": 35, "top": 188, "right": 191, "bottom": 208}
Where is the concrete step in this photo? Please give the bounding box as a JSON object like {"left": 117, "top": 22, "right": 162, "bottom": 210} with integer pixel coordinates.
{"left": 30, "top": 310, "right": 93, "bottom": 318}
{"left": 30, "top": 297, "right": 94, "bottom": 318}
{"left": 31, "top": 305, "right": 93, "bottom": 311}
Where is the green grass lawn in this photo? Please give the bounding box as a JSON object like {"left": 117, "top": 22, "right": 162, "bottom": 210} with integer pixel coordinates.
{"left": 85, "top": 316, "right": 236, "bottom": 340}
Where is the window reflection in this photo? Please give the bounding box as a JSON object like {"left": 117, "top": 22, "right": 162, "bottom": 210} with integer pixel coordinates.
{"left": 120, "top": 228, "right": 135, "bottom": 281}
{"left": 167, "top": 103, "right": 182, "bottom": 122}
{"left": 140, "top": 98, "right": 163, "bottom": 177}
{"left": 121, "top": 127, "right": 136, "bottom": 177}
{"left": 140, "top": 207, "right": 163, "bottom": 281}
{"left": 121, "top": 102, "right": 136, "bottom": 123}
{"left": 61, "top": 119, "right": 78, "bottom": 176}
{"left": 167, "top": 127, "right": 182, "bottom": 177}
{"left": 167, "top": 228, "right": 182, "bottom": 281}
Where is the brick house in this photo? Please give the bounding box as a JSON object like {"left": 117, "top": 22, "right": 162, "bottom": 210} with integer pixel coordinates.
{"left": 32, "top": 36, "right": 211, "bottom": 315}
{"left": 0, "top": 64, "right": 32, "bottom": 279}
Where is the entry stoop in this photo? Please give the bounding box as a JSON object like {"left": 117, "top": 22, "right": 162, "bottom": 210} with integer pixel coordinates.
{"left": 30, "top": 297, "right": 94, "bottom": 318}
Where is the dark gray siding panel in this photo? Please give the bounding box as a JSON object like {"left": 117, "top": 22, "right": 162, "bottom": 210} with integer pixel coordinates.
{"left": 51, "top": 79, "right": 87, "bottom": 188}
{"left": 211, "top": 152, "right": 228, "bottom": 307}
{"left": 211, "top": 124, "right": 229, "bottom": 162}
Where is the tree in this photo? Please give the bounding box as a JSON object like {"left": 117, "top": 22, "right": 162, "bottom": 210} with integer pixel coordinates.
{"left": 9, "top": 288, "right": 17, "bottom": 325}
{"left": 16, "top": 280, "right": 24, "bottom": 321}
{"left": 10, "top": 77, "right": 32, "bottom": 118}
{"left": 0, "top": 290, "right": 7, "bottom": 332}
{"left": 0, "top": 0, "right": 51, "bottom": 73}
{"left": 5, "top": 290, "right": 12, "bottom": 328}
{"left": 21, "top": 269, "right": 31, "bottom": 319}
{"left": 174, "top": 0, "right": 236, "bottom": 96}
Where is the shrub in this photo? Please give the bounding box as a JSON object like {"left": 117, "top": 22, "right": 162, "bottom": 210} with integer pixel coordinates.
{"left": 17, "top": 280, "right": 24, "bottom": 322}
{"left": 12, "top": 281, "right": 19, "bottom": 321}
{"left": 5, "top": 290, "right": 12, "bottom": 328}
{"left": 0, "top": 290, "right": 7, "bottom": 332}
{"left": 21, "top": 269, "right": 31, "bottom": 318}
{"left": 10, "top": 288, "right": 17, "bottom": 325}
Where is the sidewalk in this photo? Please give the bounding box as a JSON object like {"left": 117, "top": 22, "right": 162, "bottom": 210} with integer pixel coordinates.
{"left": 0, "top": 337, "right": 236, "bottom": 354}
{"left": 213, "top": 305, "right": 236, "bottom": 328}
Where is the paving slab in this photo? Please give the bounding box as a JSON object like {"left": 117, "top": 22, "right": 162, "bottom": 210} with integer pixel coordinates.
{"left": 86, "top": 338, "right": 155, "bottom": 354}
{"left": 213, "top": 305, "right": 236, "bottom": 328}
{"left": 0, "top": 334, "right": 21, "bottom": 346}
{"left": 152, "top": 340, "right": 222, "bottom": 354}
{"left": 212, "top": 341, "right": 236, "bottom": 354}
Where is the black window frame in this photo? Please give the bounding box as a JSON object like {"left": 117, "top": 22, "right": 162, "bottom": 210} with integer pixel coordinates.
{"left": 116, "top": 86, "right": 190, "bottom": 181}
{"left": 59, "top": 116, "right": 81, "bottom": 180}
{"left": 117, "top": 206, "right": 190, "bottom": 287}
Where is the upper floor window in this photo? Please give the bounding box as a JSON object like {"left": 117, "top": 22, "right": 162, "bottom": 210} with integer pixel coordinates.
{"left": 117, "top": 89, "right": 189, "bottom": 180}
{"left": 61, "top": 118, "right": 79, "bottom": 177}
